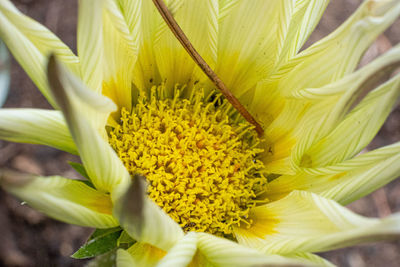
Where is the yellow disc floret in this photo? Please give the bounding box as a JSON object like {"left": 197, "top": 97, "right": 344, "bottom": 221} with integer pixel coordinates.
{"left": 109, "top": 86, "right": 268, "bottom": 236}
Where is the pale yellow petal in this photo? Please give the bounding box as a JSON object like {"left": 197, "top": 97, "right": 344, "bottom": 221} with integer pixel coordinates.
{"left": 287, "top": 253, "right": 335, "bottom": 267}
{"left": 196, "top": 233, "right": 316, "bottom": 267}
{"left": 0, "top": 0, "right": 79, "bottom": 107}
{"left": 276, "top": 0, "right": 330, "bottom": 65}
{"left": 250, "top": 0, "right": 330, "bottom": 124}
{"left": 116, "top": 249, "right": 136, "bottom": 267}
{"left": 77, "top": 0, "right": 104, "bottom": 93}
{"left": 215, "top": 0, "right": 293, "bottom": 103}
{"left": 156, "top": 232, "right": 198, "bottom": 267}
{"left": 235, "top": 191, "right": 400, "bottom": 254}
{"left": 290, "top": 45, "right": 400, "bottom": 165}
{"left": 258, "top": 100, "right": 303, "bottom": 175}
{"left": 276, "top": 0, "right": 400, "bottom": 97}
{"left": 266, "top": 142, "right": 400, "bottom": 204}
{"left": 117, "top": 243, "right": 166, "bottom": 267}
{"left": 114, "top": 178, "right": 184, "bottom": 251}
{"left": 299, "top": 74, "right": 400, "bottom": 168}
{"left": 262, "top": 45, "right": 400, "bottom": 174}
{"left": 0, "top": 109, "right": 77, "bottom": 154}
{"left": 47, "top": 56, "right": 131, "bottom": 195}
{"left": 153, "top": 0, "right": 218, "bottom": 96}
{"left": 102, "top": 0, "right": 139, "bottom": 113}
{"left": 1, "top": 171, "right": 117, "bottom": 228}
{"left": 130, "top": 0, "right": 162, "bottom": 92}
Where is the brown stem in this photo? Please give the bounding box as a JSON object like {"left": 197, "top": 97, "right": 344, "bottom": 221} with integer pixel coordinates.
{"left": 152, "top": 0, "right": 264, "bottom": 136}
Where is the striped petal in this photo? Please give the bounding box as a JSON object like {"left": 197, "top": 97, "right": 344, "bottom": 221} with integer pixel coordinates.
{"left": 287, "top": 253, "right": 335, "bottom": 267}
{"left": 114, "top": 177, "right": 184, "bottom": 251}
{"left": 47, "top": 56, "right": 130, "bottom": 195}
{"left": 277, "top": 0, "right": 400, "bottom": 96}
{"left": 258, "top": 99, "right": 303, "bottom": 175}
{"left": 0, "top": 109, "right": 77, "bottom": 154}
{"left": 216, "top": 0, "right": 293, "bottom": 102}
{"left": 77, "top": 0, "right": 104, "bottom": 93}
{"left": 267, "top": 142, "right": 400, "bottom": 205}
{"left": 0, "top": 0, "right": 79, "bottom": 107}
{"left": 152, "top": 0, "right": 218, "bottom": 96}
{"left": 101, "top": 0, "right": 139, "bottom": 113}
{"left": 114, "top": 0, "right": 143, "bottom": 97}
{"left": 259, "top": 0, "right": 400, "bottom": 172}
{"left": 235, "top": 191, "right": 400, "bottom": 254}
{"left": 276, "top": 0, "right": 330, "bottom": 65}
{"left": 1, "top": 170, "right": 117, "bottom": 228}
{"left": 195, "top": 233, "right": 316, "bottom": 267}
{"left": 291, "top": 45, "right": 400, "bottom": 168}
{"left": 156, "top": 232, "right": 197, "bottom": 267}
{"left": 261, "top": 45, "right": 400, "bottom": 174}
{"left": 129, "top": 0, "right": 162, "bottom": 91}
{"left": 299, "top": 74, "right": 400, "bottom": 168}
{"left": 116, "top": 249, "right": 136, "bottom": 267}
{"left": 250, "top": 0, "right": 330, "bottom": 123}
{"left": 116, "top": 243, "right": 166, "bottom": 267}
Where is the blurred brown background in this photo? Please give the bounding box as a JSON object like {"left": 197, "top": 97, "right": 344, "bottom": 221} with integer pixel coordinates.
{"left": 0, "top": 0, "right": 400, "bottom": 266}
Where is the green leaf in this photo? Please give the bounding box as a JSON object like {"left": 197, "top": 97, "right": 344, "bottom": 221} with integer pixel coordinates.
{"left": 72, "top": 228, "right": 122, "bottom": 259}
{"left": 69, "top": 161, "right": 90, "bottom": 179}
{"left": 89, "top": 227, "right": 122, "bottom": 241}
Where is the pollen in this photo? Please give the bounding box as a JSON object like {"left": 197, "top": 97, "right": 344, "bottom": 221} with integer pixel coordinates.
{"left": 108, "top": 85, "right": 268, "bottom": 236}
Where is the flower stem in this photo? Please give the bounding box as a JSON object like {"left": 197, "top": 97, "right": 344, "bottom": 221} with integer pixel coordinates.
{"left": 152, "top": 0, "right": 264, "bottom": 136}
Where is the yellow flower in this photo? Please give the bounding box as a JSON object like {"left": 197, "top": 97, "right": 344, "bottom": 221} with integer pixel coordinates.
{"left": 1, "top": 0, "right": 400, "bottom": 266}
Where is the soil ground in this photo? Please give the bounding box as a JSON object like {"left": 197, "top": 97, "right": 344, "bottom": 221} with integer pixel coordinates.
{"left": 1, "top": 0, "right": 400, "bottom": 266}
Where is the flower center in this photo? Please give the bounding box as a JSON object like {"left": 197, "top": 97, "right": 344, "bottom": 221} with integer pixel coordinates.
{"left": 109, "top": 86, "right": 268, "bottom": 236}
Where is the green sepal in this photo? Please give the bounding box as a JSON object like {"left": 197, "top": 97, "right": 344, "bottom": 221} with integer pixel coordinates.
{"left": 117, "top": 231, "right": 136, "bottom": 249}
{"left": 72, "top": 227, "right": 122, "bottom": 259}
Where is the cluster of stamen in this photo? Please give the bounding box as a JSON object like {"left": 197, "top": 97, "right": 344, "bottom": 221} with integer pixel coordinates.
{"left": 109, "top": 86, "right": 268, "bottom": 236}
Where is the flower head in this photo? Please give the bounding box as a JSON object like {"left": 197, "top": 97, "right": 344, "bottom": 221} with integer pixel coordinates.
{"left": 1, "top": 0, "right": 400, "bottom": 266}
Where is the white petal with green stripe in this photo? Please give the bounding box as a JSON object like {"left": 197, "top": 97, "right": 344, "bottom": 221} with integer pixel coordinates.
{"left": 1, "top": 172, "right": 117, "bottom": 228}
{"left": 287, "top": 252, "right": 335, "bottom": 267}
{"left": 128, "top": 0, "right": 162, "bottom": 91}
{"left": 196, "top": 233, "right": 316, "bottom": 267}
{"left": 299, "top": 74, "right": 400, "bottom": 168}
{"left": 119, "top": 197, "right": 184, "bottom": 251}
{"left": 101, "top": 0, "right": 138, "bottom": 112}
{"left": 116, "top": 243, "right": 166, "bottom": 267}
{"left": 114, "top": 0, "right": 143, "bottom": 93}
{"left": 0, "top": 0, "right": 79, "bottom": 107}
{"left": 311, "top": 142, "right": 400, "bottom": 205}
{"left": 290, "top": 45, "right": 400, "bottom": 169}
{"left": 0, "top": 109, "right": 77, "bottom": 154}
{"left": 156, "top": 232, "right": 197, "bottom": 267}
{"left": 276, "top": 0, "right": 400, "bottom": 96}
{"left": 277, "top": 0, "right": 330, "bottom": 63}
{"left": 267, "top": 142, "right": 400, "bottom": 204}
{"left": 153, "top": 0, "right": 218, "bottom": 95}
{"left": 235, "top": 191, "right": 400, "bottom": 254}
{"left": 215, "top": 0, "right": 293, "bottom": 102}
{"left": 77, "top": 0, "right": 104, "bottom": 93}
{"left": 251, "top": 0, "right": 330, "bottom": 120}
{"left": 116, "top": 248, "right": 136, "bottom": 267}
{"left": 114, "top": 178, "right": 184, "bottom": 252}
{"left": 47, "top": 56, "right": 130, "bottom": 195}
